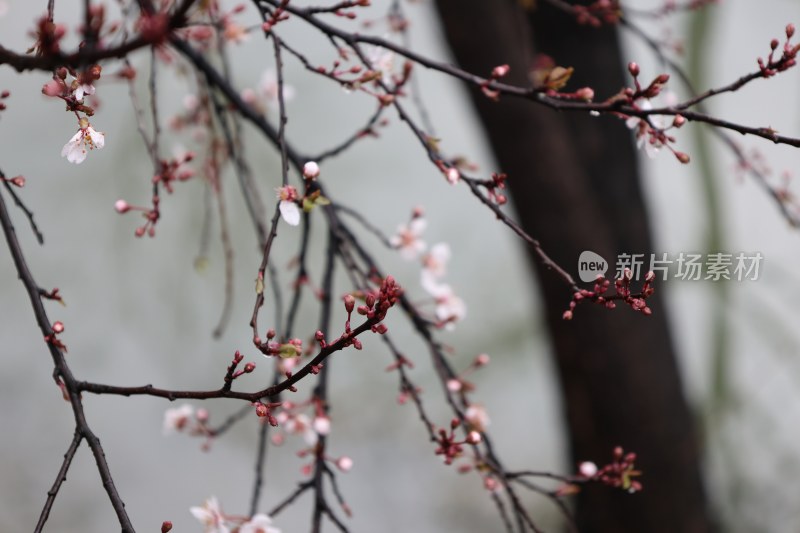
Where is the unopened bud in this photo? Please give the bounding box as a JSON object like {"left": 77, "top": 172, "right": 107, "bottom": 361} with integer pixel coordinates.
{"left": 114, "top": 199, "right": 130, "bottom": 213}
{"left": 579, "top": 461, "right": 598, "bottom": 477}
{"left": 576, "top": 87, "right": 594, "bottom": 101}
{"left": 161, "top": 521, "right": 173, "bottom": 533}
{"left": 466, "top": 430, "right": 482, "bottom": 444}
{"left": 445, "top": 167, "right": 460, "bottom": 185}
{"left": 255, "top": 403, "right": 268, "bottom": 417}
{"left": 52, "top": 321, "right": 65, "bottom": 333}
{"left": 9, "top": 176, "right": 25, "bottom": 187}
{"left": 655, "top": 73, "right": 670, "bottom": 84}
{"left": 491, "top": 64, "right": 510, "bottom": 78}
{"left": 672, "top": 114, "right": 686, "bottom": 128}
{"left": 475, "top": 353, "right": 490, "bottom": 366}
{"left": 627, "top": 62, "right": 640, "bottom": 77}
{"left": 243, "top": 362, "right": 256, "bottom": 373}
{"left": 675, "top": 151, "right": 691, "bottom": 164}
{"left": 336, "top": 456, "right": 353, "bottom": 472}
{"left": 787, "top": 23, "right": 796, "bottom": 38}
{"left": 303, "top": 161, "right": 320, "bottom": 179}
{"left": 343, "top": 294, "right": 355, "bottom": 313}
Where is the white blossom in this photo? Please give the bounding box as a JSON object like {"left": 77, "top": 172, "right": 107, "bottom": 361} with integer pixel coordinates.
{"left": 190, "top": 496, "right": 230, "bottom": 533}
{"left": 260, "top": 69, "right": 295, "bottom": 107}
{"left": 162, "top": 404, "right": 194, "bottom": 434}
{"left": 61, "top": 124, "right": 105, "bottom": 164}
{"left": 390, "top": 217, "right": 426, "bottom": 260}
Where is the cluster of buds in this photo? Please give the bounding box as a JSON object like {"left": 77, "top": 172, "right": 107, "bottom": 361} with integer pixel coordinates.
{"left": 572, "top": 0, "right": 621, "bottom": 27}
{"left": 114, "top": 198, "right": 160, "bottom": 238}
{"left": 42, "top": 65, "right": 103, "bottom": 114}
{"left": 261, "top": 0, "right": 291, "bottom": 34}
{"left": 153, "top": 151, "right": 195, "bottom": 194}
{"left": 563, "top": 269, "right": 656, "bottom": 320}
{"left": 434, "top": 418, "right": 482, "bottom": 465}
{"left": 758, "top": 24, "right": 799, "bottom": 77}
{"left": 626, "top": 62, "right": 670, "bottom": 100}
{"left": 481, "top": 64, "right": 509, "bottom": 101}
{"left": 331, "top": 0, "right": 372, "bottom": 20}
{"left": 253, "top": 401, "right": 282, "bottom": 426}
{"left": 577, "top": 446, "right": 643, "bottom": 493}
{"left": 0, "top": 89, "right": 9, "bottom": 114}
{"left": 223, "top": 350, "right": 256, "bottom": 390}
{"left": 486, "top": 172, "right": 508, "bottom": 205}
{"left": 356, "top": 275, "right": 403, "bottom": 324}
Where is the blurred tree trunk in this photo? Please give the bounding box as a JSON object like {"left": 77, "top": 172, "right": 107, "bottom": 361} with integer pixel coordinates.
{"left": 434, "top": 1, "right": 712, "bottom": 531}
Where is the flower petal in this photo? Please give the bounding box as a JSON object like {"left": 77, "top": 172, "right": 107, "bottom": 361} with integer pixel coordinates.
{"left": 279, "top": 201, "right": 300, "bottom": 226}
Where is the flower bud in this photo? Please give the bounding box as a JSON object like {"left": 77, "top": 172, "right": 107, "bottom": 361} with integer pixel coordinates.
{"left": 303, "top": 161, "right": 320, "bottom": 179}
{"left": 343, "top": 294, "right": 355, "bottom": 313}
{"left": 579, "top": 461, "right": 598, "bottom": 477}
{"left": 491, "top": 64, "right": 510, "bottom": 78}
{"left": 336, "top": 456, "right": 353, "bottom": 472}
{"left": 627, "top": 62, "right": 640, "bottom": 77}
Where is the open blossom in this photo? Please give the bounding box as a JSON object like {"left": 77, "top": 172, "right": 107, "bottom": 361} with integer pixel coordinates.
{"left": 276, "top": 185, "right": 300, "bottom": 226}
{"left": 73, "top": 83, "right": 95, "bottom": 101}
{"left": 465, "top": 404, "right": 490, "bottom": 432}
{"left": 421, "top": 243, "right": 451, "bottom": 282}
{"left": 367, "top": 45, "right": 395, "bottom": 84}
{"left": 239, "top": 513, "right": 281, "bottom": 533}
{"left": 163, "top": 404, "right": 194, "bottom": 434}
{"left": 390, "top": 217, "right": 426, "bottom": 260}
{"left": 260, "top": 69, "right": 295, "bottom": 107}
{"left": 190, "top": 496, "right": 229, "bottom": 533}
{"left": 284, "top": 413, "right": 317, "bottom": 445}
{"left": 626, "top": 99, "right": 662, "bottom": 158}
{"left": 61, "top": 121, "right": 105, "bottom": 164}
{"left": 626, "top": 92, "right": 678, "bottom": 159}
{"left": 423, "top": 280, "right": 466, "bottom": 328}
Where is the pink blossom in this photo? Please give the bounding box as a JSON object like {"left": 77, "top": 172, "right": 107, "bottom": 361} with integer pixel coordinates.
{"left": 465, "top": 404, "right": 490, "bottom": 432}
{"left": 73, "top": 83, "right": 95, "bottom": 101}
{"left": 336, "top": 456, "right": 354, "bottom": 472}
{"left": 284, "top": 413, "right": 317, "bottom": 445}
{"left": 390, "top": 217, "right": 426, "bottom": 260}
{"left": 260, "top": 69, "right": 295, "bottom": 107}
{"left": 189, "top": 496, "right": 229, "bottom": 533}
{"left": 423, "top": 281, "right": 466, "bottom": 327}
{"left": 421, "top": 243, "right": 451, "bottom": 283}
{"left": 162, "top": 404, "right": 194, "bottom": 434}
{"left": 303, "top": 161, "right": 320, "bottom": 179}
{"left": 312, "top": 416, "right": 331, "bottom": 435}
{"left": 579, "top": 461, "right": 598, "bottom": 478}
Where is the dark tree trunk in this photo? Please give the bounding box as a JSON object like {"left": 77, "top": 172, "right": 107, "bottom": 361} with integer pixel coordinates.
{"left": 434, "top": 1, "right": 712, "bottom": 531}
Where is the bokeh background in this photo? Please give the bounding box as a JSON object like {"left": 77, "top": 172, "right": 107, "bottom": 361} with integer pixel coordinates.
{"left": 0, "top": 0, "right": 799, "bottom": 531}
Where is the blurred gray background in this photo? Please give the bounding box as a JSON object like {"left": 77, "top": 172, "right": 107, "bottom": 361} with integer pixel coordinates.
{"left": 1, "top": 0, "right": 799, "bottom": 531}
